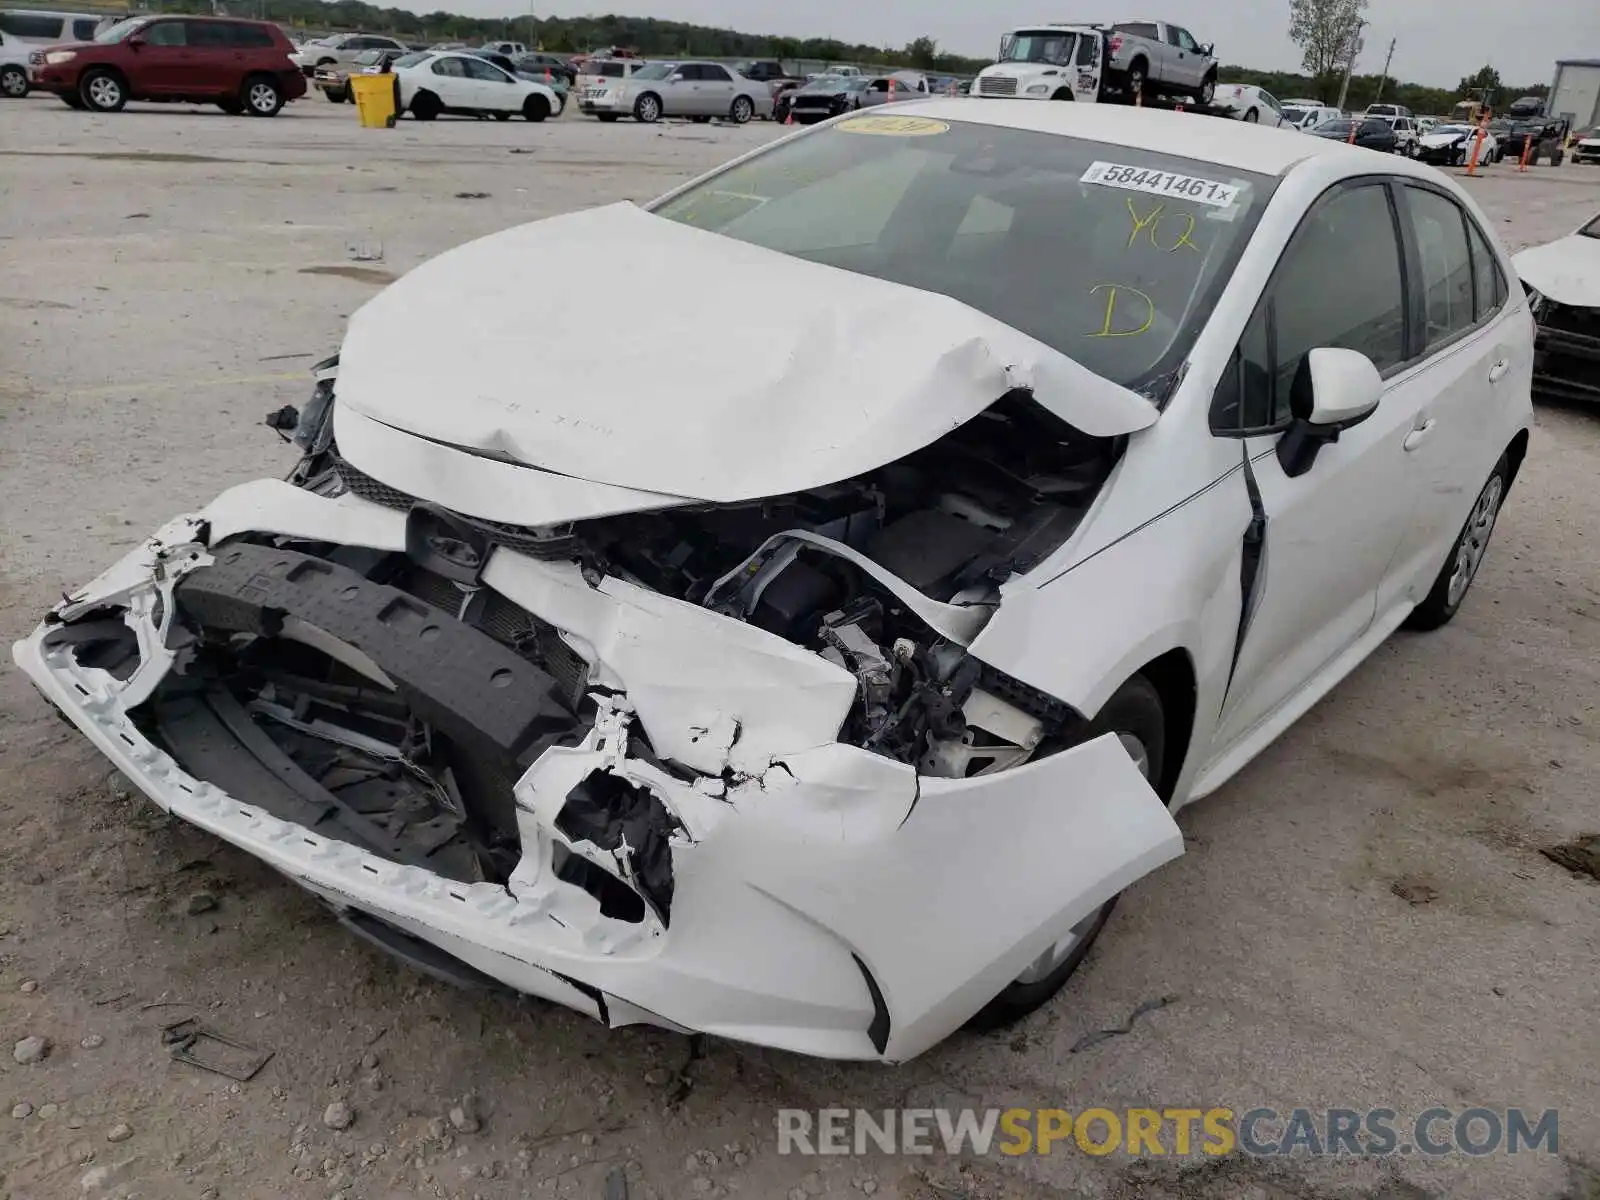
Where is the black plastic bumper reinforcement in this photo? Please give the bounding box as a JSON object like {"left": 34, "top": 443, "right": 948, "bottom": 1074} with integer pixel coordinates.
{"left": 173, "top": 541, "right": 569, "bottom": 759}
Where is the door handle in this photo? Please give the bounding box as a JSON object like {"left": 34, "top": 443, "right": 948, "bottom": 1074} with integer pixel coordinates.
{"left": 1403, "top": 418, "right": 1436, "bottom": 452}
{"left": 1488, "top": 358, "right": 1510, "bottom": 383}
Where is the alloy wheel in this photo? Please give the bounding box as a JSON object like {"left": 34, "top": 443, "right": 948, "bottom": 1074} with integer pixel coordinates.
{"left": 87, "top": 75, "right": 122, "bottom": 109}
{"left": 249, "top": 82, "right": 278, "bottom": 113}
{"left": 1446, "top": 476, "right": 1503, "bottom": 608}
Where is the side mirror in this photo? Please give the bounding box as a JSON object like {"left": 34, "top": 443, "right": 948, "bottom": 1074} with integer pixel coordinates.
{"left": 668, "top": 72, "right": 684, "bottom": 82}
{"left": 127, "top": 35, "right": 144, "bottom": 48}
{"left": 1202, "top": 43, "right": 1215, "bottom": 56}
{"left": 1276, "top": 348, "right": 1382, "bottom": 477}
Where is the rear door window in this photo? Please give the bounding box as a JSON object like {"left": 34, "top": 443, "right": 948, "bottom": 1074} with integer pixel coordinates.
{"left": 231, "top": 23, "right": 275, "bottom": 48}
{"left": 1400, "top": 186, "right": 1476, "bottom": 349}
{"left": 1465, "top": 216, "right": 1507, "bottom": 321}
{"left": 1115, "top": 22, "right": 1159, "bottom": 39}
{"left": 185, "top": 21, "right": 231, "bottom": 48}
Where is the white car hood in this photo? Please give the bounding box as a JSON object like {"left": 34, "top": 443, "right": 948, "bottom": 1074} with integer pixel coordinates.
{"left": 1514, "top": 231, "right": 1600, "bottom": 308}
{"left": 334, "top": 202, "right": 1156, "bottom": 504}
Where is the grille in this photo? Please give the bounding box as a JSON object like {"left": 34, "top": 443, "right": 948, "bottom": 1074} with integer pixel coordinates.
{"left": 978, "top": 75, "right": 1018, "bottom": 96}
{"left": 335, "top": 457, "right": 412, "bottom": 511}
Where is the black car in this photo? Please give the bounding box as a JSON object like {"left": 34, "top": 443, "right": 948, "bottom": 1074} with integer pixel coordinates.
{"left": 1309, "top": 117, "right": 1398, "bottom": 153}
{"left": 785, "top": 75, "right": 869, "bottom": 123}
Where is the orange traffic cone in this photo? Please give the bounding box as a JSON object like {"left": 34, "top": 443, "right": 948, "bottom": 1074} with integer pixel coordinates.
{"left": 784, "top": 107, "right": 793, "bottom": 126}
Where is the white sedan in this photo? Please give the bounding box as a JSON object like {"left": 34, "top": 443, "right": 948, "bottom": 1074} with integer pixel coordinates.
{"left": 13, "top": 102, "right": 1532, "bottom": 1062}
{"left": 390, "top": 49, "right": 559, "bottom": 122}
{"left": 1213, "top": 83, "right": 1291, "bottom": 126}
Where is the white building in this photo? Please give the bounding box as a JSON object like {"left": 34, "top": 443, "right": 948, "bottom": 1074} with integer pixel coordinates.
{"left": 1549, "top": 58, "right": 1600, "bottom": 129}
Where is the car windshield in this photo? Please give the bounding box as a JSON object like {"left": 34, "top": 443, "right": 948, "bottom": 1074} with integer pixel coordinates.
{"left": 801, "top": 76, "right": 843, "bottom": 92}
{"left": 392, "top": 51, "right": 430, "bottom": 69}
{"left": 630, "top": 63, "right": 674, "bottom": 80}
{"left": 1000, "top": 31, "right": 1076, "bottom": 65}
{"left": 653, "top": 119, "right": 1275, "bottom": 394}
{"left": 353, "top": 50, "right": 385, "bottom": 65}
{"left": 95, "top": 18, "right": 148, "bottom": 43}
{"left": 1434, "top": 125, "right": 1473, "bottom": 135}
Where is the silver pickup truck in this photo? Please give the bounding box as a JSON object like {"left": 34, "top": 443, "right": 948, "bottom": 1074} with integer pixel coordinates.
{"left": 1106, "top": 19, "right": 1217, "bottom": 103}
{"left": 973, "top": 19, "right": 1216, "bottom": 105}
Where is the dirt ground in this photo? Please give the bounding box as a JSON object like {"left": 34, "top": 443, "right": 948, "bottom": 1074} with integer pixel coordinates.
{"left": 1, "top": 97, "right": 1598, "bottom": 1200}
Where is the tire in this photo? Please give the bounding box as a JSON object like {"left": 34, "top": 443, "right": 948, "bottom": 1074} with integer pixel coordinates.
{"left": 242, "top": 75, "right": 283, "bottom": 117}
{"left": 1, "top": 64, "right": 28, "bottom": 99}
{"left": 1243, "top": 107, "right": 1259, "bottom": 123}
{"left": 521, "top": 93, "right": 549, "bottom": 122}
{"left": 323, "top": 88, "right": 344, "bottom": 103}
{"left": 595, "top": 112, "right": 620, "bottom": 122}
{"left": 80, "top": 68, "right": 127, "bottom": 113}
{"left": 967, "top": 674, "right": 1167, "bottom": 1030}
{"left": 1404, "top": 456, "right": 1509, "bottom": 632}
{"left": 61, "top": 93, "right": 86, "bottom": 110}
{"left": 493, "top": 110, "right": 511, "bottom": 121}
{"left": 409, "top": 90, "right": 440, "bottom": 121}
{"left": 690, "top": 114, "right": 711, "bottom": 123}
{"left": 1126, "top": 60, "right": 1146, "bottom": 100}
{"left": 1196, "top": 73, "right": 1216, "bottom": 106}
{"left": 728, "top": 94, "right": 753, "bottom": 123}
{"left": 1051, "top": 88, "right": 1074, "bottom": 101}
{"left": 632, "top": 91, "right": 661, "bottom": 123}
{"left": 217, "top": 98, "right": 243, "bottom": 114}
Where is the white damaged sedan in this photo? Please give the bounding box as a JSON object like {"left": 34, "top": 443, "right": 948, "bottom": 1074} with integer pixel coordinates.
{"left": 15, "top": 103, "right": 1533, "bottom": 1062}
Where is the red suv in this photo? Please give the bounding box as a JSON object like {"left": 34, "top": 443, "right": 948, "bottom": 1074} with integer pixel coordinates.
{"left": 30, "top": 15, "right": 305, "bottom": 116}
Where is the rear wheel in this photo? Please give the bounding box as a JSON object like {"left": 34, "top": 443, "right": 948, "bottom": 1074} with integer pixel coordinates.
{"left": 967, "top": 674, "right": 1168, "bottom": 1029}
{"left": 243, "top": 75, "right": 283, "bottom": 117}
{"left": 0, "top": 64, "right": 28, "bottom": 98}
{"left": 1126, "top": 60, "right": 1146, "bottom": 101}
{"left": 81, "top": 68, "right": 127, "bottom": 113}
{"left": 521, "top": 93, "right": 549, "bottom": 122}
{"left": 1404, "top": 456, "right": 1509, "bottom": 631}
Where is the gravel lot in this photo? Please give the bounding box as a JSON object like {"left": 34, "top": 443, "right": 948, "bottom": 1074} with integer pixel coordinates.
{"left": 2, "top": 97, "right": 1598, "bottom": 1200}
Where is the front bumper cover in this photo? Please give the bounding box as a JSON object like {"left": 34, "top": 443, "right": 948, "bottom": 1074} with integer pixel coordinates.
{"left": 14, "top": 480, "right": 1182, "bottom": 1061}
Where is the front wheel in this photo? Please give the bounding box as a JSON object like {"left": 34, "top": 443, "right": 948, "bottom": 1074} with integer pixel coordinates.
{"left": 521, "top": 93, "right": 549, "bottom": 122}
{"left": 632, "top": 92, "right": 660, "bottom": 123}
{"left": 966, "top": 674, "right": 1167, "bottom": 1029}
{"left": 728, "top": 94, "right": 753, "bottom": 124}
{"left": 81, "top": 68, "right": 127, "bottom": 113}
{"left": 1404, "top": 457, "right": 1509, "bottom": 631}
{"left": 409, "top": 90, "right": 440, "bottom": 121}
{"left": 243, "top": 76, "right": 283, "bottom": 117}
{"left": 1195, "top": 74, "right": 1215, "bottom": 105}
{"left": 0, "top": 64, "right": 28, "bottom": 98}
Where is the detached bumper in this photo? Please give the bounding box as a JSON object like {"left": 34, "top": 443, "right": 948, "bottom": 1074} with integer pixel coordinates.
{"left": 14, "top": 481, "right": 1181, "bottom": 1061}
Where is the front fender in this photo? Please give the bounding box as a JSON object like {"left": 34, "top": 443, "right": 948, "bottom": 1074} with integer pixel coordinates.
{"left": 970, "top": 469, "right": 1252, "bottom": 773}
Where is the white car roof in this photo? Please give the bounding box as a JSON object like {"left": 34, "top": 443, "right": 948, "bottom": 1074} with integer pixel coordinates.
{"left": 881, "top": 98, "right": 1402, "bottom": 177}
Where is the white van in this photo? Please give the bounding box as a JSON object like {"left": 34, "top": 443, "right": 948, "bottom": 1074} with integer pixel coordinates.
{"left": 0, "top": 9, "right": 111, "bottom": 44}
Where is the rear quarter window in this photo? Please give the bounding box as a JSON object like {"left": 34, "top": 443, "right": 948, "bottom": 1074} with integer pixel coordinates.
{"left": 231, "top": 23, "right": 276, "bottom": 48}
{"left": 72, "top": 17, "right": 98, "bottom": 39}
{"left": 0, "top": 13, "right": 66, "bottom": 38}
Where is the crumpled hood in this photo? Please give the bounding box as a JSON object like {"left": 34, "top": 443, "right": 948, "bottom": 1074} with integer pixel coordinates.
{"left": 334, "top": 202, "right": 1156, "bottom": 504}
{"left": 1514, "top": 231, "right": 1600, "bottom": 308}
{"left": 1419, "top": 131, "right": 1469, "bottom": 146}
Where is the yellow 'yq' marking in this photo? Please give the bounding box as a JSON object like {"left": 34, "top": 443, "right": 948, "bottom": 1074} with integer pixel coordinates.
{"left": 1124, "top": 198, "right": 1202, "bottom": 254}
{"left": 1088, "top": 283, "right": 1156, "bottom": 338}
{"left": 834, "top": 115, "right": 950, "bottom": 136}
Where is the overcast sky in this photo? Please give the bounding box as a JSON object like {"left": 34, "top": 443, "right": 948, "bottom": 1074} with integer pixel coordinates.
{"left": 437, "top": 0, "right": 1592, "bottom": 88}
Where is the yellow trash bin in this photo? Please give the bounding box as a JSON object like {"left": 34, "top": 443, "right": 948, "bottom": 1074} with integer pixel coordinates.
{"left": 350, "top": 74, "right": 397, "bottom": 129}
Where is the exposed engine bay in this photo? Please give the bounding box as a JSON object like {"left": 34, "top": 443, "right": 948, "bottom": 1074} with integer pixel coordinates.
{"left": 103, "top": 373, "right": 1117, "bottom": 909}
